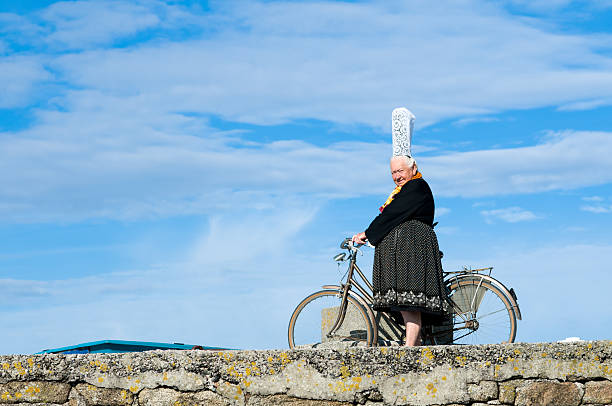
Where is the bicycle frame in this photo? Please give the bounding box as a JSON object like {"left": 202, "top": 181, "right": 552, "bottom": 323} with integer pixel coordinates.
{"left": 322, "top": 243, "right": 405, "bottom": 345}
{"left": 321, "top": 246, "right": 375, "bottom": 342}
{"left": 321, "top": 242, "right": 521, "bottom": 346}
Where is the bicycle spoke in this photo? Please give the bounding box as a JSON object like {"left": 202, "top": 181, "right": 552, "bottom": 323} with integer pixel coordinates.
{"left": 452, "top": 330, "right": 476, "bottom": 342}
{"left": 448, "top": 279, "right": 516, "bottom": 345}
{"left": 474, "top": 307, "right": 512, "bottom": 320}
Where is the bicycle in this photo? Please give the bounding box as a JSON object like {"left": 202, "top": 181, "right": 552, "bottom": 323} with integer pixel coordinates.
{"left": 287, "top": 237, "right": 522, "bottom": 348}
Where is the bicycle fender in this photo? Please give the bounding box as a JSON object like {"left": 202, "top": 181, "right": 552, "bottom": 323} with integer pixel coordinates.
{"left": 321, "top": 284, "right": 379, "bottom": 345}
{"left": 451, "top": 275, "right": 522, "bottom": 320}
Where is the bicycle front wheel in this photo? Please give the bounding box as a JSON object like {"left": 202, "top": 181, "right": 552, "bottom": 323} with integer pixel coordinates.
{"left": 447, "top": 278, "right": 517, "bottom": 344}
{"left": 288, "top": 290, "right": 373, "bottom": 349}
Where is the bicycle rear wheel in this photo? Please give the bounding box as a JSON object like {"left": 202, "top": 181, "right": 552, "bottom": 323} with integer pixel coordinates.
{"left": 288, "top": 290, "right": 374, "bottom": 349}
{"left": 447, "top": 277, "right": 517, "bottom": 344}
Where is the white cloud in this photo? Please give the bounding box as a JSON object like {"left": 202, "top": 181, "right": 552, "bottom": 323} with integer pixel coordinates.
{"left": 558, "top": 98, "right": 612, "bottom": 111}
{"left": 422, "top": 131, "right": 612, "bottom": 197}
{"left": 596, "top": 0, "right": 612, "bottom": 7}
{"left": 472, "top": 201, "right": 496, "bottom": 207}
{"left": 38, "top": 1, "right": 162, "bottom": 50}
{"left": 436, "top": 207, "right": 451, "bottom": 217}
{"left": 579, "top": 196, "right": 611, "bottom": 213}
{"left": 0, "top": 56, "right": 50, "bottom": 108}
{"left": 502, "top": 0, "right": 612, "bottom": 14}
{"left": 187, "top": 207, "right": 319, "bottom": 269}
{"left": 563, "top": 226, "right": 588, "bottom": 232}
{"left": 453, "top": 116, "right": 501, "bottom": 127}
{"left": 2, "top": 1, "right": 203, "bottom": 52}
{"left": 582, "top": 195, "right": 604, "bottom": 202}
{"left": 0, "top": 12, "right": 43, "bottom": 47}
{"left": 481, "top": 206, "right": 538, "bottom": 223}
{"left": 16, "top": 0, "right": 608, "bottom": 128}
{"left": 0, "top": 204, "right": 334, "bottom": 353}
{"left": 2, "top": 2, "right": 612, "bottom": 222}
{"left": 0, "top": 97, "right": 391, "bottom": 222}
{"left": 581, "top": 204, "right": 612, "bottom": 213}
{"left": 2, "top": 105, "right": 612, "bottom": 221}
{"left": 434, "top": 226, "right": 458, "bottom": 235}
{"left": 503, "top": 0, "right": 573, "bottom": 12}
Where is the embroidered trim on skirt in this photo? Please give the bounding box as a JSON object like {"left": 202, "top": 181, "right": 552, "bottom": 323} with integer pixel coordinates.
{"left": 372, "top": 219, "right": 450, "bottom": 317}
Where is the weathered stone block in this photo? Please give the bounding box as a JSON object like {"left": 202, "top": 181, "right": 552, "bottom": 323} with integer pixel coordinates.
{"left": 468, "top": 380, "right": 498, "bottom": 401}
{"left": 247, "top": 395, "right": 351, "bottom": 405}
{"left": 74, "top": 383, "right": 133, "bottom": 405}
{"left": 138, "top": 388, "right": 229, "bottom": 406}
{"left": 0, "top": 403, "right": 68, "bottom": 406}
{"left": 0, "top": 404, "right": 64, "bottom": 406}
{"left": 0, "top": 381, "right": 70, "bottom": 404}
{"left": 366, "top": 389, "right": 383, "bottom": 402}
{"left": 583, "top": 380, "right": 612, "bottom": 404}
{"left": 515, "top": 381, "right": 582, "bottom": 406}
{"left": 498, "top": 380, "right": 521, "bottom": 404}
{"left": 216, "top": 380, "right": 245, "bottom": 405}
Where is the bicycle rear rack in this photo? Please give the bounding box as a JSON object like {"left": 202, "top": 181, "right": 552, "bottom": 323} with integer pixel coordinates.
{"left": 444, "top": 266, "right": 493, "bottom": 277}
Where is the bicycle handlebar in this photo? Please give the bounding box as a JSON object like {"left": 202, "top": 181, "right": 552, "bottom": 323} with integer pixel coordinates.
{"left": 341, "top": 237, "right": 373, "bottom": 251}
{"left": 340, "top": 237, "right": 351, "bottom": 249}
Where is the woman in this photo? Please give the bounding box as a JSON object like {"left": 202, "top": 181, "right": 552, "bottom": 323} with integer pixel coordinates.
{"left": 352, "top": 155, "right": 448, "bottom": 346}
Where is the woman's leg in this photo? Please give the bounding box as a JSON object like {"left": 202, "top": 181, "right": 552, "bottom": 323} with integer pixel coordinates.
{"left": 400, "top": 310, "right": 422, "bottom": 346}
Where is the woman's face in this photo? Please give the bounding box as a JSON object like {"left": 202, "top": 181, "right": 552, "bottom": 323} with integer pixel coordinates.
{"left": 390, "top": 158, "right": 415, "bottom": 187}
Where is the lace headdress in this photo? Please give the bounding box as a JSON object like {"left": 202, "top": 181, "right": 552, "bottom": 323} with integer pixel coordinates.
{"left": 392, "top": 107, "right": 416, "bottom": 157}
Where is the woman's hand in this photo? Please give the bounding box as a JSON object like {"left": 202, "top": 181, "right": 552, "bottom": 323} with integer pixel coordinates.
{"left": 352, "top": 232, "right": 367, "bottom": 245}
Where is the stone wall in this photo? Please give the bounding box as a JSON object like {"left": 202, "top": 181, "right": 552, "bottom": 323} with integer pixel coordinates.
{"left": 1, "top": 341, "right": 611, "bottom": 406}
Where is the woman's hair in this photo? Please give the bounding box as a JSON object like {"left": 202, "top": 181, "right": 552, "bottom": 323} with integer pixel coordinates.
{"left": 391, "top": 155, "right": 417, "bottom": 170}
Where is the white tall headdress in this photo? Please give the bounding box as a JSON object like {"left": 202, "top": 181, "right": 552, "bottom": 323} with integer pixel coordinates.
{"left": 391, "top": 107, "right": 416, "bottom": 157}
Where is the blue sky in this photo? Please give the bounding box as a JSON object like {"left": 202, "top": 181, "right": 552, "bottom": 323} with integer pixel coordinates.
{"left": 1, "top": 0, "right": 612, "bottom": 353}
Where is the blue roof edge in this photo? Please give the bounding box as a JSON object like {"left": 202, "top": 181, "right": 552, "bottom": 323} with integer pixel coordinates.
{"left": 36, "top": 340, "right": 230, "bottom": 354}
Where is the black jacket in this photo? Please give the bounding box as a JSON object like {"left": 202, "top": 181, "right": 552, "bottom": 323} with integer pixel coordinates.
{"left": 364, "top": 177, "right": 435, "bottom": 246}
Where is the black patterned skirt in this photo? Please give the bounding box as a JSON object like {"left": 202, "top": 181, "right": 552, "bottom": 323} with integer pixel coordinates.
{"left": 372, "top": 219, "right": 450, "bottom": 323}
